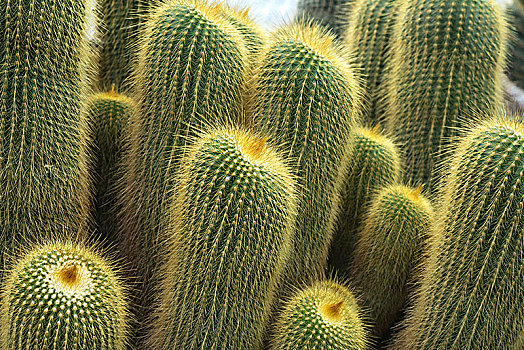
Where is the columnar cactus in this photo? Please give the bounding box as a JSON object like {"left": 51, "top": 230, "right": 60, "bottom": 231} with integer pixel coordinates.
{"left": 344, "top": 0, "right": 399, "bottom": 124}
{"left": 352, "top": 184, "right": 433, "bottom": 338}
{"left": 0, "top": 242, "right": 128, "bottom": 349}
{"left": 269, "top": 280, "right": 368, "bottom": 350}
{"left": 394, "top": 118, "right": 524, "bottom": 349}
{"left": 296, "top": 0, "right": 353, "bottom": 38}
{"left": 89, "top": 90, "right": 135, "bottom": 246}
{"left": 98, "top": 0, "right": 153, "bottom": 91}
{"left": 507, "top": 0, "right": 524, "bottom": 88}
{"left": 149, "top": 126, "right": 297, "bottom": 350}
{"left": 386, "top": 0, "right": 508, "bottom": 191}
{"left": 120, "top": 0, "right": 247, "bottom": 314}
{"left": 329, "top": 125, "right": 401, "bottom": 274}
{"left": 0, "top": 0, "right": 94, "bottom": 268}
{"left": 251, "top": 21, "right": 362, "bottom": 288}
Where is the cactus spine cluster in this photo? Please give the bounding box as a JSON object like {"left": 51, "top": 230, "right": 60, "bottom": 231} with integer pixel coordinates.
{"left": 98, "top": 0, "right": 152, "bottom": 91}
{"left": 330, "top": 125, "right": 401, "bottom": 274}
{"left": 89, "top": 90, "right": 135, "bottom": 245}
{"left": 120, "top": 0, "right": 248, "bottom": 312}
{"left": 352, "top": 184, "right": 433, "bottom": 338}
{"left": 269, "top": 280, "right": 367, "bottom": 350}
{"left": 0, "top": 242, "right": 128, "bottom": 349}
{"left": 394, "top": 119, "right": 524, "bottom": 349}
{"left": 344, "top": 0, "right": 398, "bottom": 124}
{"left": 149, "top": 126, "right": 297, "bottom": 349}
{"left": 251, "top": 22, "right": 362, "bottom": 287}
{"left": 386, "top": 0, "right": 507, "bottom": 191}
{"left": 0, "top": 0, "right": 94, "bottom": 268}
{"left": 507, "top": 0, "right": 524, "bottom": 88}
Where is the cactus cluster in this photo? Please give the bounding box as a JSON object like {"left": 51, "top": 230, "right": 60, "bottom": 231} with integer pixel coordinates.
{"left": 2, "top": 0, "right": 523, "bottom": 348}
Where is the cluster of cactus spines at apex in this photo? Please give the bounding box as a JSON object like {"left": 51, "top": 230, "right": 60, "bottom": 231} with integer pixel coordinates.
{"left": 0, "top": 242, "right": 128, "bottom": 349}
{"left": 217, "top": 3, "right": 266, "bottom": 57}
{"left": 351, "top": 184, "right": 433, "bottom": 339}
{"left": 344, "top": 0, "right": 398, "bottom": 125}
{"left": 296, "top": 0, "right": 353, "bottom": 38}
{"left": 120, "top": 0, "right": 248, "bottom": 313}
{"left": 0, "top": 0, "right": 94, "bottom": 268}
{"left": 329, "top": 125, "right": 401, "bottom": 274}
{"left": 89, "top": 90, "right": 135, "bottom": 246}
{"left": 269, "top": 280, "right": 367, "bottom": 350}
{"left": 393, "top": 118, "right": 524, "bottom": 349}
{"left": 385, "top": 0, "right": 508, "bottom": 193}
{"left": 98, "top": 0, "right": 153, "bottom": 91}
{"left": 149, "top": 126, "right": 297, "bottom": 350}
{"left": 251, "top": 21, "right": 362, "bottom": 288}
{"left": 507, "top": 0, "right": 524, "bottom": 88}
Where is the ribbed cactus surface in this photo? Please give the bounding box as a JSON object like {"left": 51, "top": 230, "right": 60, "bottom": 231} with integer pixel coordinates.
{"left": 330, "top": 125, "right": 401, "bottom": 274}
{"left": 0, "top": 242, "right": 128, "bottom": 349}
{"left": 508, "top": 0, "right": 524, "bottom": 88}
{"left": 98, "top": 0, "right": 152, "bottom": 91}
{"left": 352, "top": 184, "right": 433, "bottom": 338}
{"left": 344, "top": 0, "right": 398, "bottom": 124}
{"left": 0, "top": 0, "right": 94, "bottom": 268}
{"left": 252, "top": 22, "right": 362, "bottom": 288}
{"left": 394, "top": 119, "right": 524, "bottom": 349}
{"left": 89, "top": 90, "right": 135, "bottom": 246}
{"left": 270, "top": 280, "right": 367, "bottom": 350}
{"left": 120, "top": 0, "right": 247, "bottom": 313}
{"left": 386, "top": 0, "right": 507, "bottom": 191}
{"left": 150, "top": 126, "right": 296, "bottom": 350}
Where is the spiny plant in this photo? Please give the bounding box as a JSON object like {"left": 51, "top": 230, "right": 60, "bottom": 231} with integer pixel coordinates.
{"left": 0, "top": 0, "right": 95, "bottom": 269}
{"left": 217, "top": 3, "right": 265, "bottom": 57}
{"left": 89, "top": 89, "right": 135, "bottom": 246}
{"left": 352, "top": 184, "right": 433, "bottom": 338}
{"left": 329, "top": 125, "right": 401, "bottom": 275}
{"left": 251, "top": 21, "right": 362, "bottom": 289}
{"left": 393, "top": 118, "right": 524, "bottom": 349}
{"left": 269, "top": 280, "right": 368, "bottom": 350}
{"left": 0, "top": 241, "right": 128, "bottom": 349}
{"left": 344, "top": 0, "right": 399, "bottom": 124}
{"left": 98, "top": 0, "right": 153, "bottom": 91}
{"left": 385, "top": 0, "right": 508, "bottom": 192}
{"left": 507, "top": 0, "right": 524, "bottom": 88}
{"left": 120, "top": 0, "right": 248, "bottom": 316}
{"left": 149, "top": 126, "right": 297, "bottom": 350}
{"left": 296, "top": 0, "right": 354, "bottom": 38}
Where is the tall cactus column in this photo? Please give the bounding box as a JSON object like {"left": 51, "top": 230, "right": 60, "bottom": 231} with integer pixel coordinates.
{"left": 385, "top": 0, "right": 507, "bottom": 191}
{"left": 251, "top": 22, "right": 362, "bottom": 288}
{"left": 394, "top": 118, "right": 524, "bottom": 349}
{"left": 0, "top": 0, "right": 94, "bottom": 268}
{"left": 149, "top": 126, "right": 297, "bottom": 350}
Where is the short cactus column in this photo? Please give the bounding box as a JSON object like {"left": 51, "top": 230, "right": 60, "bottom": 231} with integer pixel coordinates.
{"left": 0, "top": 242, "right": 129, "bottom": 349}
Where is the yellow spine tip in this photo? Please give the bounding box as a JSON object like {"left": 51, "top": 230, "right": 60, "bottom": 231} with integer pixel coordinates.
{"left": 371, "top": 124, "right": 380, "bottom": 134}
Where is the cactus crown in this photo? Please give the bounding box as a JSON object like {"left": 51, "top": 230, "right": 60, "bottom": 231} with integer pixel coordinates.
{"left": 1, "top": 242, "right": 128, "bottom": 349}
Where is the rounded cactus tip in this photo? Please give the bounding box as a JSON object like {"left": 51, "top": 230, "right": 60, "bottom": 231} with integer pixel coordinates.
{"left": 0, "top": 241, "right": 129, "bottom": 350}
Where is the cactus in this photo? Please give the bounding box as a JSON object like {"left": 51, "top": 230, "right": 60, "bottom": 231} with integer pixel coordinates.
{"left": 149, "top": 126, "right": 297, "bottom": 350}
{"left": 393, "top": 118, "right": 524, "bottom": 349}
{"left": 385, "top": 0, "right": 508, "bottom": 192}
{"left": 507, "top": 0, "right": 524, "bottom": 88}
{"left": 329, "top": 125, "right": 401, "bottom": 274}
{"left": 120, "top": 0, "right": 248, "bottom": 316}
{"left": 98, "top": 0, "right": 153, "bottom": 91}
{"left": 344, "top": 0, "right": 399, "bottom": 124}
{"left": 296, "top": 0, "right": 354, "bottom": 38}
{"left": 89, "top": 89, "right": 135, "bottom": 246}
{"left": 217, "top": 4, "right": 265, "bottom": 57}
{"left": 0, "top": 242, "right": 128, "bottom": 349}
{"left": 0, "top": 0, "right": 94, "bottom": 269}
{"left": 269, "top": 280, "right": 368, "bottom": 350}
{"left": 251, "top": 21, "right": 362, "bottom": 288}
{"left": 352, "top": 184, "right": 433, "bottom": 338}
